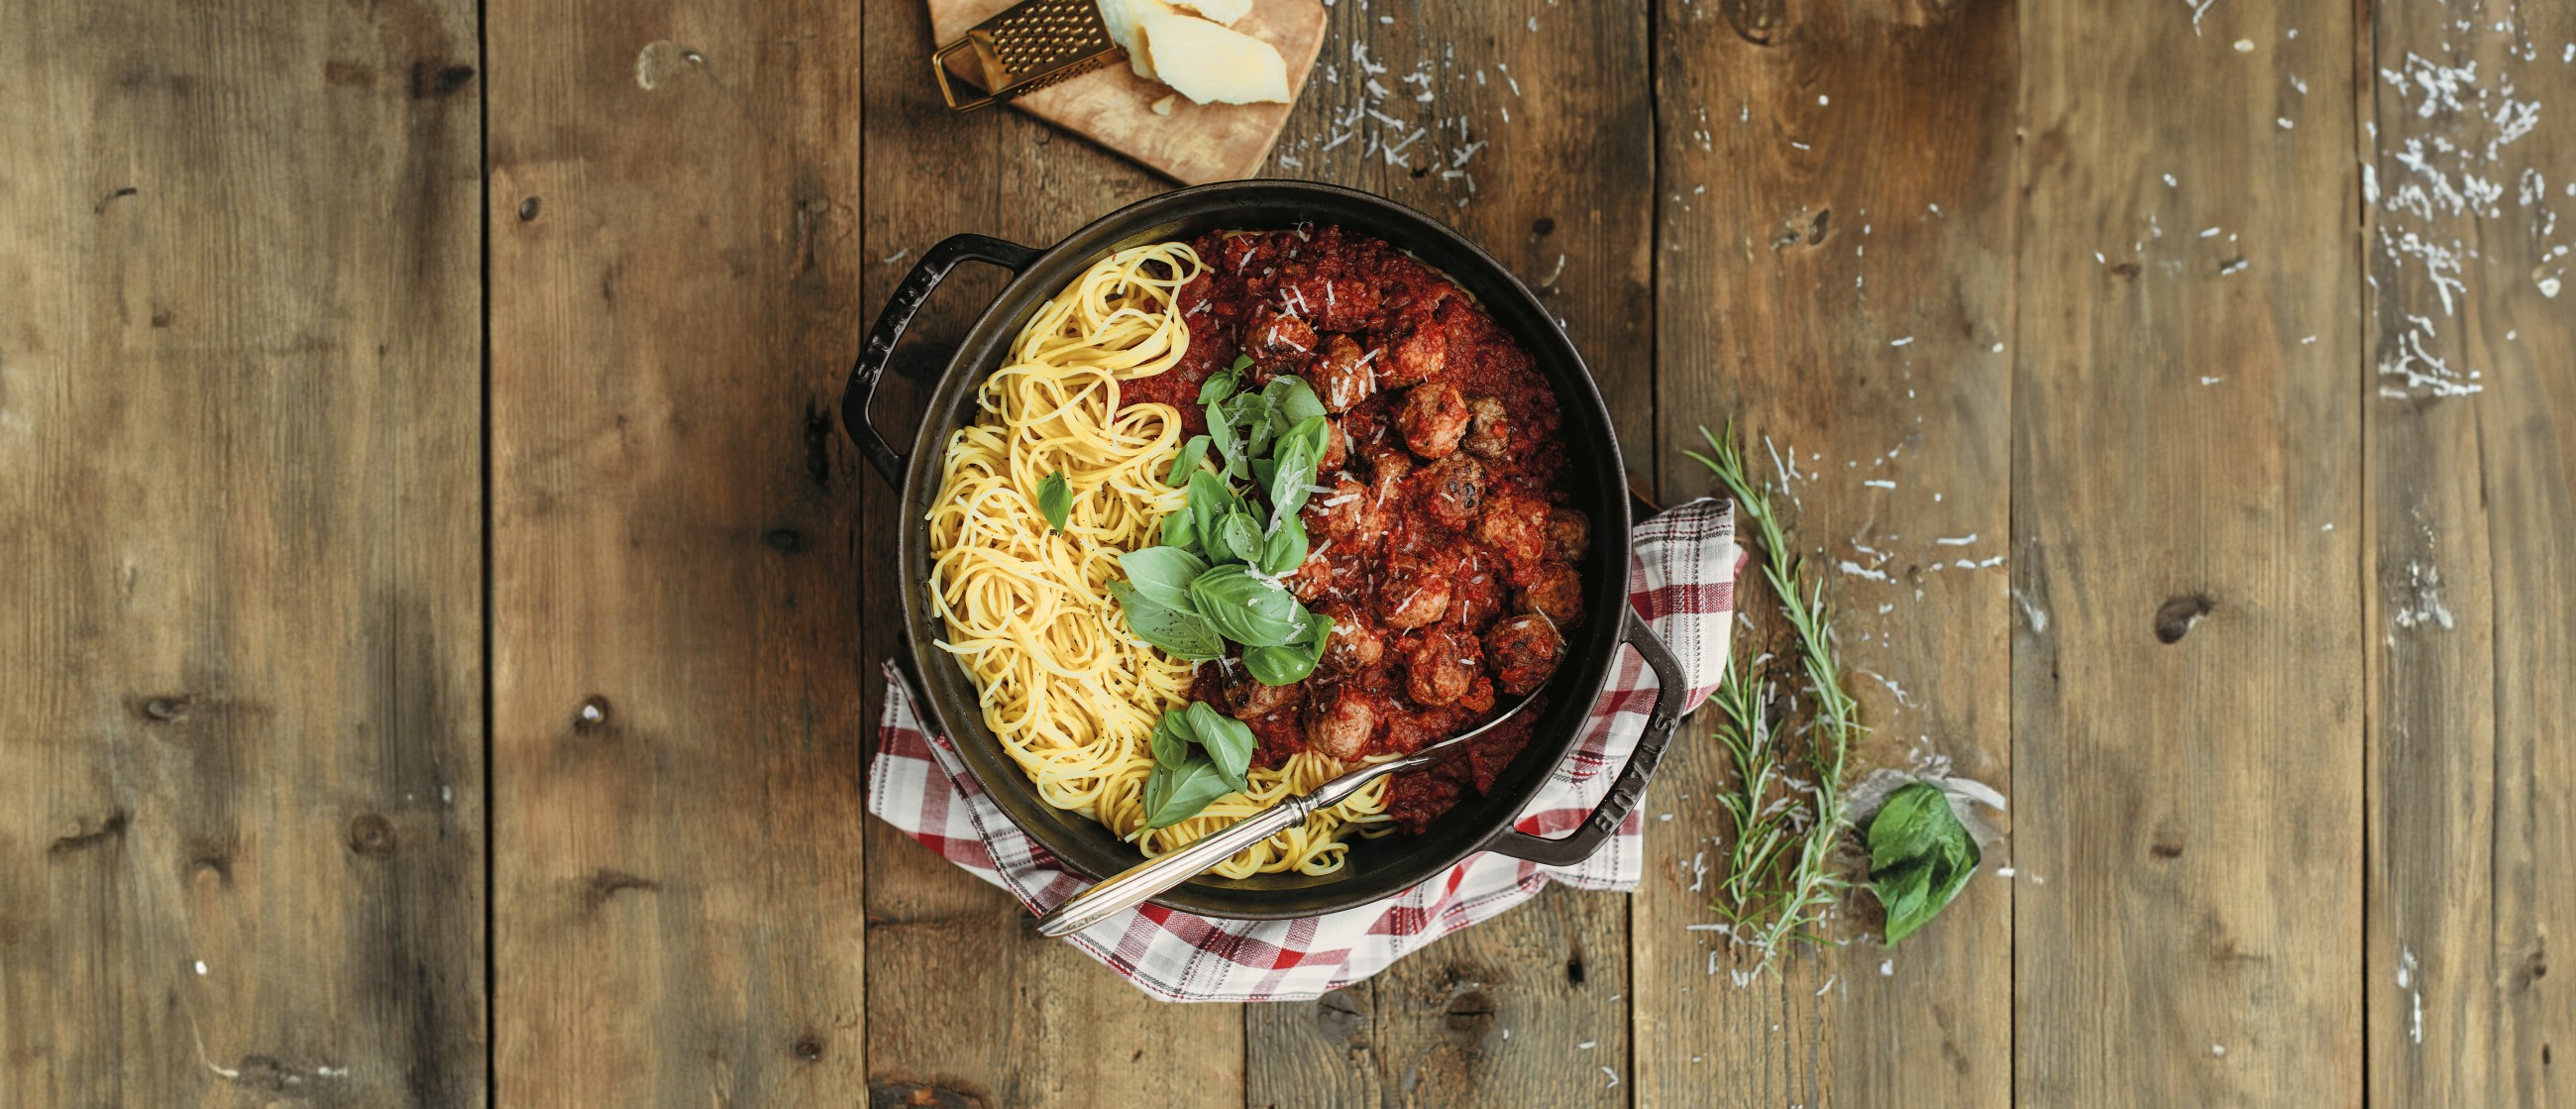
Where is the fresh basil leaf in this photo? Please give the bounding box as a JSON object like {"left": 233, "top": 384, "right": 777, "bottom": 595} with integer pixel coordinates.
{"left": 1119, "top": 547, "right": 1209, "bottom": 613}
{"left": 1228, "top": 353, "right": 1253, "bottom": 374}
{"left": 1268, "top": 436, "right": 1318, "bottom": 523}
{"left": 1142, "top": 753, "right": 1234, "bottom": 831}
{"left": 1184, "top": 701, "right": 1257, "bottom": 792}
{"left": 1149, "top": 711, "right": 1192, "bottom": 768}
{"left": 1188, "top": 564, "right": 1305, "bottom": 647}
{"left": 1262, "top": 375, "right": 1326, "bottom": 435}
{"left": 1205, "top": 398, "right": 1243, "bottom": 481}
{"left": 1868, "top": 782, "right": 1982, "bottom": 944}
{"left": 1275, "top": 415, "right": 1333, "bottom": 488}
{"left": 1036, "top": 472, "right": 1072, "bottom": 534}
{"left": 1227, "top": 391, "right": 1275, "bottom": 462}
{"left": 1107, "top": 581, "right": 1226, "bottom": 661}
{"left": 1867, "top": 782, "right": 1949, "bottom": 869}
{"left": 1279, "top": 376, "right": 1327, "bottom": 426}
{"left": 1162, "top": 506, "right": 1200, "bottom": 554}
{"left": 1187, "top": 470, "right": 1234, "bottom": 561}
{"left": 1220, "top": 511, "right": 1263, "bottom": 565}
{"left": 1199, "top": 370, "right": 1239, "bottom": 405}
{"left": 1258, "top": 511, "right": 1310, "bottom": 577}
{"left": 1250, "top": 457, "right": 1278, "bottom": 490}
{"left": 1165, "top": 435, "right": 1213, "bottom": 487}
{"left": 1243, "top": 610, "right": 1332, "bottom": 686}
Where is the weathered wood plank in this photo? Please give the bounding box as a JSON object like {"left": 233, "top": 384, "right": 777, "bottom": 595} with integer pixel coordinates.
{"left": 485, "top": 0, "right": 871, "bottom": 1102}
{"left": 856, "top": 4, "right": 1246, "bottom": 1106}
{"left": 1637, "top": 0, "right": 2018, "bottom": 1105}
{"left": 2363, "top": 2, "right": 2576, "bottom": 1102}
{"left": 1245, "top": 3, "right": 1654, "bottom": 1104}
{"left": 2014, "top": 0, "right": 2363, "bottom": 1103}
{"left": 0, "top": 0, "right": 485, "bottom": 1103}
{"left": 1245, "top": 983, "right": 1379, "bottom": 1108}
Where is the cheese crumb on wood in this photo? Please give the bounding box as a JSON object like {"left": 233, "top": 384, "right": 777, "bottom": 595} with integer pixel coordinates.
{"left": 1170, "top": 0, "right": 1250, "bottom": 23}
{"left": 1140, "top": 11, "right": 1290, "bottom": 104}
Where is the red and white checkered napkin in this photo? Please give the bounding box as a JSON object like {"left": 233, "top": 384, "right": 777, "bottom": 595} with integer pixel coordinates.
{"left": 867, "top": 498, "right": 1740, "bottom": 1002}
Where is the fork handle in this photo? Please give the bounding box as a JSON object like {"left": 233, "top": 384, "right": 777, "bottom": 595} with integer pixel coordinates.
{"left": 1034, "top": 760, "right": 1409, "bottom": 939}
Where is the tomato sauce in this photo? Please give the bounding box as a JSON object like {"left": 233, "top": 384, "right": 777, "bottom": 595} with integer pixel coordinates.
{"left": 1138, "top": 226, "right": 1590, "bottom": 836}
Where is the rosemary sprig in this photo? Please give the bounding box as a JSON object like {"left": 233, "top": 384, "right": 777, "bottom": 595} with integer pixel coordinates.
{"left": 1684, "top": 423, "right": 1861, "bottom": 974}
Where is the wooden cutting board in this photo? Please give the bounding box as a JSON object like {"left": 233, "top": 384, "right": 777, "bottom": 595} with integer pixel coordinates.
{"left": 926, "top": 0, "right": 1327, "bottom": 185}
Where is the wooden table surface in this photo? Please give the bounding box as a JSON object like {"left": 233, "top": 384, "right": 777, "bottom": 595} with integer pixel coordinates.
{"left": 5, "top": 0, "right": 2571, "bottom": 1105}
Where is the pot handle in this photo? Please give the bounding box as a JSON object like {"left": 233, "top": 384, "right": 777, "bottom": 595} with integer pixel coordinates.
{"left": 842, "top": 233, "right": 1043, "bottom": 487}
{"left": 1481, "top": 606, "right": 1689, "bottom": 867}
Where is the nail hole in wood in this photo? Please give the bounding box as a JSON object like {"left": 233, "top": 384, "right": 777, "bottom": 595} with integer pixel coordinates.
{"left": 518, "top": 196, "right": 541, "bottom": 221}
{"left": 576, "top": 696, "right": 610, "bottom": 730}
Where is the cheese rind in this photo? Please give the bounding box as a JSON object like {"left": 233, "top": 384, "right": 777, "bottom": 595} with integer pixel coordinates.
{"left": 1096, "top": 0, "right": 1175, "bottom": 79}
{"left": 1170, "top": 0, "right": 1251, "bottom": 25}
{"left": 1139, "top": 12, "right": 1290, "bottom": 104}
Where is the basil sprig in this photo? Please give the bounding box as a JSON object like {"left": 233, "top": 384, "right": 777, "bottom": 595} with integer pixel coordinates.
{"left": 1866, "top": 782, "right": 1981, "bottom": 943}
{"left": 1109, "top": 365, "right": 1332, "bottom": 687}
{"left": 1141, "top": 703, "right": 1260, "bottom": 829}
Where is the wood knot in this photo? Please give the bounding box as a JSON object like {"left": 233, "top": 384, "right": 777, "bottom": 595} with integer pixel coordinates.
{"left": 763, "top": 527, "right": 806, "bottom": 553}
{"left": 1719, "top": 0, "right": 1787, "bottom": 46}
{"left": 1444, "top": 988, "right": 1496, "bottom": 1033}
{"left": 518, "top": 196, "right": 541, "bottom": 221}
{"left": 1773, "top": 207, "right": 1830, "bottom": 250}
{"left": 139, "top": 695, "right": 191, "bottom": 723}
{"left": 346, "top": 813, "right": 397, "bottom": 856}
{"left": 583, "top": 868, "right": 659, "bottom": 909}
{"left": 793, "top": 1036, "right": 824, "bottom": 1060}
{"left": 868, "top": 1081, "right": 989, "bottom": 1109}
{"left": 1316, "top": 988, "right": 1369, "bottom": 1044}
{"left": 50, "top": 810, "right": 130, "bottom": 855}
{"left": 410, "top": 60, "right": 476, "bottom": 99}
{"left": 2153, "top": 594, "right": 2214, "bottom": 643}
{"left": 1531, "top": 217, "right": 1556, "bottom": 237}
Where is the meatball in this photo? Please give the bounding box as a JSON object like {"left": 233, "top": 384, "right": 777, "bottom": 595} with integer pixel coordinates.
{"left": 1485, "top": 613, "right": 1564, "bottom": 696}
{"left": 1449, "top": 564, "right": 1506, "bottom": 628}
{"left": 1382, "top": 322, "right": 1448, "bottom": 388}
{"left": 1316, "top": 419, "right": 1348, "bottom": 472}
{"left": 1313, "top": 334, "right": 1373, "bottom": 412}
{"left": 1223, "top": 671, "right": 1306, "bottom": 720}
{"left": 1470, "top": 490, "right": 1549, "bottom": 565}
{"left": 1517, "top": 561, "right": 1584, "bottom": 625}
{"left": 1546, "top": 507, "right": 1590, "bottom": 563}
{"left": 1395, "top": 383, "right": 1470, "bottom": 459}
{"left": 1370, "top": 448, "right": 1413, "bottom": 488}
{"left": 1406, "top": 624, "right": 1480, "bottom": 707}
{"left": 1306, "top": 477, "right": 1381, "bottom": 551}
{"left": 1420, "top": 454, "right": 1485, "bottom": 531}
{"left": 1317, "top": 602, "right": 1384, "bottom": 675}
{"left": 1462, "top": 395, "right": 1510, "bottom": 458}
{"left": 1379, "top": 560, "right": 1452, "bottom": 628}
{"left": 1246, "top": 305, "right": 1317, "bottom": 359}
{"left": 1305, "top": 688, "right": 1376, "bottom": 760}
{"left": 1285, "top": 549, "right": 1335, "bottom": 601}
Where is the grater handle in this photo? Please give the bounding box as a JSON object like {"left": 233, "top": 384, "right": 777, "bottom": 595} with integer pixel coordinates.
{"left": 842, "top": 233, "right": 1043, "bottom": 488}
{"left": 931, "top": 38, "right": 996, "bottom": 112}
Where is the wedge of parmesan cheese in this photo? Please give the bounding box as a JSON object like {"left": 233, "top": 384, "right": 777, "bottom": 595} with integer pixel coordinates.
{"left": 1096, "top": 0, "right": 1175, "bottom": 79}
{"left": 1139, "top": 12, "right": 1290, "bottom": 104}
{"left": 1170, "top": 0, "right": 1250, "bottom": 25}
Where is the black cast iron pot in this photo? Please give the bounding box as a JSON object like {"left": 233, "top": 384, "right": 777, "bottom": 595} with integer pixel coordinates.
{"left": 844, "top": 179, "right": 1684, "bottom": 920}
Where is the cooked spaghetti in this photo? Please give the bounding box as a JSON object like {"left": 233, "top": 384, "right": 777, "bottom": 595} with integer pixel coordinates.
{"left": 925, "top": 241, "right": 1395, "bottom": 877}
